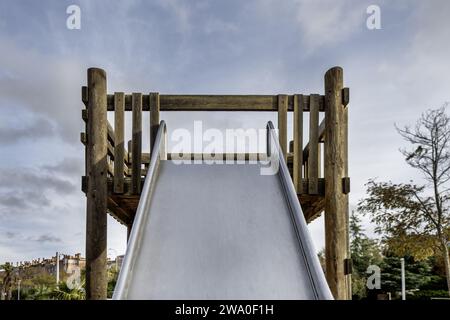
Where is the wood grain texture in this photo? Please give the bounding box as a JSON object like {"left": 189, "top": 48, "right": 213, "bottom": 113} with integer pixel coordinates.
{"left": 149, "top": 92, "right": 160, "bottom": 155}
{"left": 278, "top": 95, "right": 288, "bottom": 161}
{"left": 106, "top": 94, "right": 325, "bottom": 112}
{"left": 308, "top": 94, "right": 320, "bottom": 194}
{"left": 114, "top": 92, "right": 125, "bottom": 193}
{"left": 85, "top": 68, "right": 108, "bottom": 300}
{"left": 324, "top": 66, "right": 349, "bottom": 300}
{"left": 131, "top": 93, "right": 142, "bottom": 194}
{"left": 293, "top": 94, "right": 303, "bottom": 194}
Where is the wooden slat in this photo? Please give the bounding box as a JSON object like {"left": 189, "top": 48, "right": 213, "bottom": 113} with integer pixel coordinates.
{"left": 293, "top": 94, "right": 303, "bottom": 193}
{"left": 106, "top": 94, "right": 325, "bottom": 112}
{"left": 114, "top": 92, "right": 125, "bottom": 193}
{"left": 302, "top": 118, "right": 326, "bottom": 161}
{"left": 308, "top": 94, "right": 319, "bottom": 194}
{"left": 131, "top": 93, "right": 142, "bottom": 194}
{"left": 278, "top": 95, "right": 288, "bottom": 160}
{"left": 107, "top": 123, "right": 115, "bottom": 146}
{"left": 149, "top": 92, "right": 160, "bottom": 155}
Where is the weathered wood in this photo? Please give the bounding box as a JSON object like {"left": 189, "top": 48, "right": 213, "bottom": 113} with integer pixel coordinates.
{"left": 107, "top": 197, "right": 133, "bottom": 226}
{"left": 278, "top": 95, "right": 288, "bottom": 160}
{"left": 324, "top": 66, "right": 349, "bottom": 300}
{"left": 82, "top": 86, "right": 88, "bottom": 107}
{"left": 293, "top": 94, "right": 304, "bottom": 193}
{"left": 85, "top": 68, "right": 108, "bottom": 300}
{"left": 308, "top": 94, "right": 320, "bottom": 194}
{"left": 302, "top": 118, "right": 325, "bottom": 162}
{"left": 106, "top": 94, "right": 325, "bottom": 112}
{"left": 131, "top": 93, "right": 142, "bottom": 194}
{"left": 114, "top": 92, "right": 125, "bottom": 193}
{"left": 149, "top": 92, "right": 160, "bottom": 155}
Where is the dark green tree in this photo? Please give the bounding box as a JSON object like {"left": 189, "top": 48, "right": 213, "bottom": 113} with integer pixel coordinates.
{"left": 349, "top": 211, "right": 383, "bottom": 299}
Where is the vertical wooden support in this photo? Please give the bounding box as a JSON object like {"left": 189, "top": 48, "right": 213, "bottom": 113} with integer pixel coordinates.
{"left": 277, "top": 95, "right": 288, "bottom": 161}
{"left": 131, "top": 93, "right": 142, "bottom": 194}
{"left": 150, "top": 92, "right": 160, "bottom": 155}
{"left": 85, "top": 68, "right": 107, "bottom": 300}
{"left": 308, "top": 94, "right": 319, "bottom": 194}
{"left": 324, "top": 67, "right": 349, "bottom": 300}
{"left": 114, "top": 92, "right": 125, "bottom": 193}
{"left": 293, "top": 94, "right": 303, "bottom": 193}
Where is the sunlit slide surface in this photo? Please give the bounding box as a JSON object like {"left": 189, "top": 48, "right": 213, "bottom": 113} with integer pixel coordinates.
{"left": 113, "top": 121, "right": 332, "bottom": 300}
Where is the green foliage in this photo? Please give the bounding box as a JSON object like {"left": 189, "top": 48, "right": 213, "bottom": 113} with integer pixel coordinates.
{"left": 107, "top": 266, "right": 119, "bottom": 299}
{"left": 52, "top": 280, "right": 86, "bottom": 300}
{"left": 349, "top": 211, "right": 383, "bottom": 299}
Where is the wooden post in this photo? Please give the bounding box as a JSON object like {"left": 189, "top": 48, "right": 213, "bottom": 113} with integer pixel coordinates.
{"left": 277, "top": 95, "right": 288, "bottom": 161}
{"left": 293, "top": 94, "right": 303, "bottom": 193}
{"left": 308, "top": 94, "right": 319, "bottom": 194}
{"left": 324, "top": 67, "right": 349, "bottom": 300}
{"left": 150, "top": 92, "right": 160, "bottom": 155}
{"left": 131, "top": 93, "right": 142, "bottom": 194}
{"left": 114, "top": 92, "right": 125, "bottom": 193}
{"left": 85, "top": 68, "right": 108, "bottom": 300}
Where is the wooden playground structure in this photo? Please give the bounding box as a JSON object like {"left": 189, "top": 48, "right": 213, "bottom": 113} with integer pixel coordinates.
{"left": 81, "top": 67, "right": 351, "bottom": 300}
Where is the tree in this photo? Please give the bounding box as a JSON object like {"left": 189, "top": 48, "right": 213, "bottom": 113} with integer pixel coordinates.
{"left": 0, "top": 263, "right": 14, "bottom": 300}
{"left": 358, "top": 105, "right": 450, "bottom": 296}
{"left": 349, "top": 211, "right": 383, "bottom": 299}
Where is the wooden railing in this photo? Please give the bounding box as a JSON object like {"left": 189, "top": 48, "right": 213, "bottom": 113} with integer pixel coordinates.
{"left": 82, "top": 91, "right": 347, "bottom": 198}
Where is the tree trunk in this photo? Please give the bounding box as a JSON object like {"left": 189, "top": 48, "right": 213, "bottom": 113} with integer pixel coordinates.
{"left": 442, "top": 240, "right": 450, "bottom": 297}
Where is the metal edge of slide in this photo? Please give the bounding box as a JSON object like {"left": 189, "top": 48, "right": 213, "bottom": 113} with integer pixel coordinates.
{"left": 266, "top": 121, "right": 333, "bottom": 300}
{"left": 113, "top": 120, "right": 167, "bottom": 300}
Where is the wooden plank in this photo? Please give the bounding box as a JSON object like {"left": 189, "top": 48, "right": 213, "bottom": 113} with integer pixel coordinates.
{"left": 131, "top": 93, "right": 142, "bottom": 194}
{"left": 114, "top": 92, "right": 125, "bottom": 193}
{"left": 324, "top": 66, "right": 349, "bottom": 300}
{"left": 106, "top": 94, "right": 325, "bottom": 112}
{"left": 107, "top": 123, "right": 115, "bottom": 146}
{"left": 277, "top": 95, "right": 288, "bottom": 160}
{"left": 293, "top": 94, "right": 303, "bottom": 193}
{"left": 107, "top": 197, "right": 133, "bottom": 226}
{"left": 308, "top": 94, "right": 319, "bottom": 194}
{"left": 149, "top": 92, "right": 160, "bottom": 155}
{"left": 302, "top": 118, "right": 326, "bottom": 161}
{"left": 85, "top": 68, "right": 107, "bottom": 300}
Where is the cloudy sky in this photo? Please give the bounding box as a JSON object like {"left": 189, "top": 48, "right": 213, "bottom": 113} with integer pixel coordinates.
{"left": 1, "top": 0, "right": 450, "bottom": 263}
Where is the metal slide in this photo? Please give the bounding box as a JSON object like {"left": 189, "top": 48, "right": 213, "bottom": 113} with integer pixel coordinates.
{"left": 113, "top": 121, "right": 333, "bottom": 300}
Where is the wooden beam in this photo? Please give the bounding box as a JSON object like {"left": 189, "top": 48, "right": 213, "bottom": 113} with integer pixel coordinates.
{"left": 324, "top": 66, "right": 349, "bottom": 300}
{"left": 149, "top": 92, "right": 160, "bottom": 155}
{"left": 131, "top": 93, "right": 142, "bottom": 194}
{"left": 107, "top": 197, "right": 133, "bottom": 226}
{"left": 293, "top": 94, "right": 303, "bottom": 193}
{"left": 106, "top": 94, "right": 325, "bottom": 112}
{"left": 85, "top": 68, "right": 108, "bottom": 300}
{"left": 114, "top": 92, "right": 125, "bottom": 193}
{"left": 278, "top": 95, "right": 288, "bottom": 160}
{"left": 308, "top": 94, "right": 319, "bottom": 194}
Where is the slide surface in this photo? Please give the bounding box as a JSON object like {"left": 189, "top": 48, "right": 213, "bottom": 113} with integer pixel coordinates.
{"left": 113, "top": 122, "right": 333, "bottom": 300}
